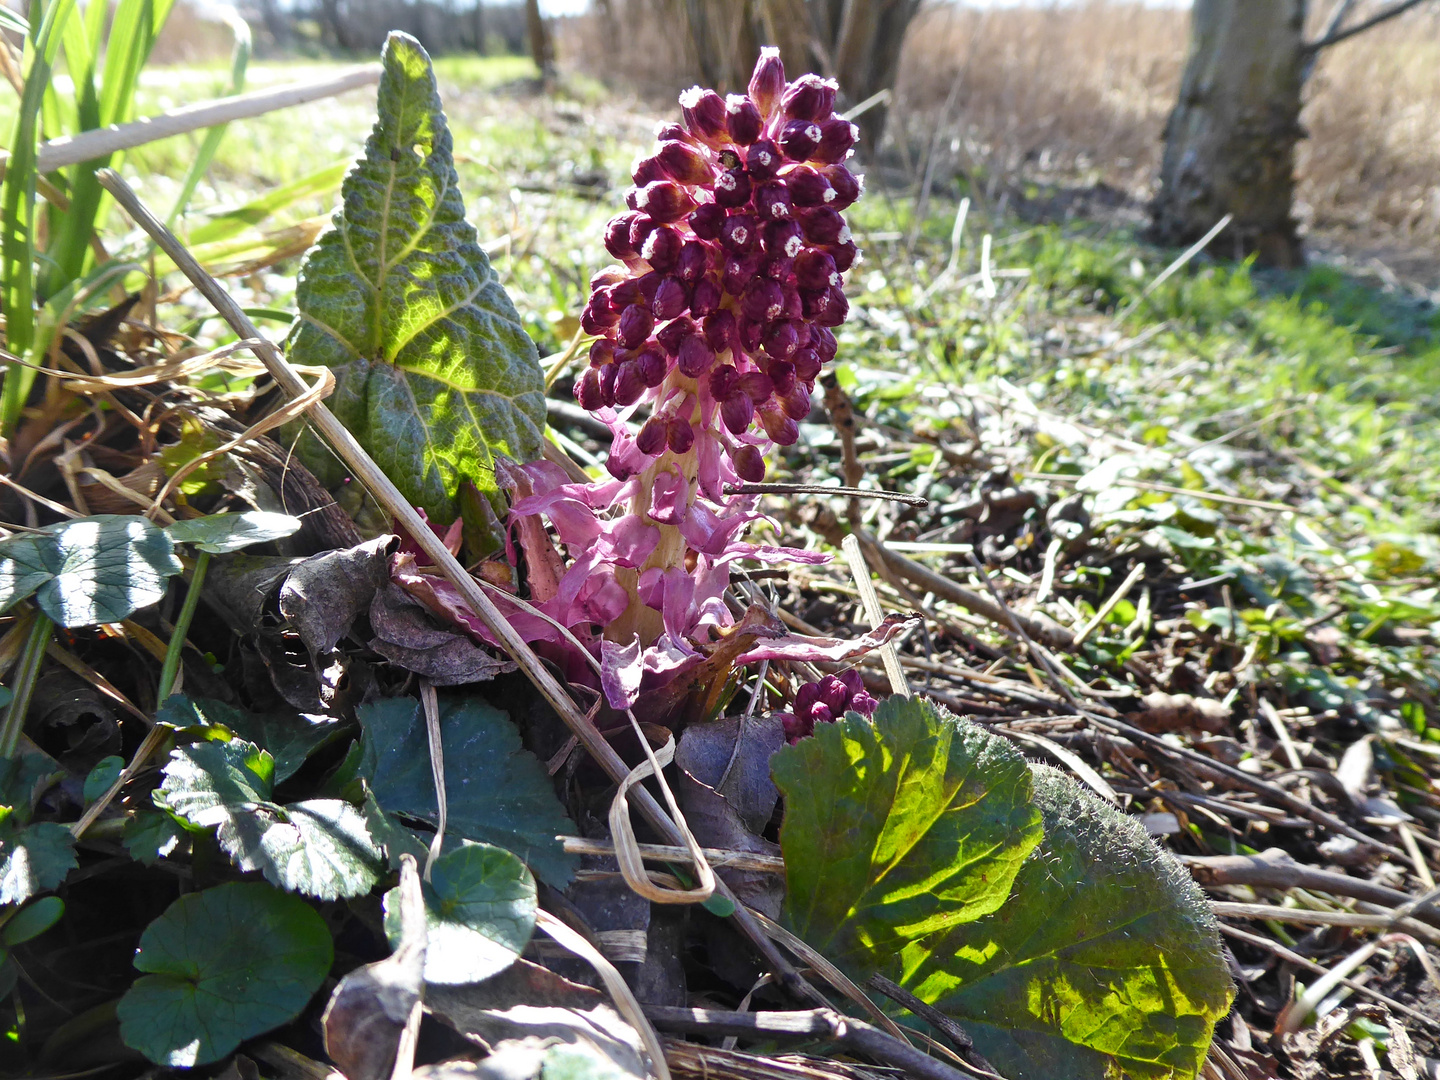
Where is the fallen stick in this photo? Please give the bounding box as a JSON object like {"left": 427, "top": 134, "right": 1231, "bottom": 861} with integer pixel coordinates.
{"left": 96, "top": 168, "right": 817, "bottom": 1010}
{"left": 2, "top": 67, "right": 380, "bottom": 177}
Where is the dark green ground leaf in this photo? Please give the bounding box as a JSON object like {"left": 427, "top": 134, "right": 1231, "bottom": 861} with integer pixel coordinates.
{"left": 359, "top": 695, "right": 576, "bottom": 887}
{"left": 0, "top": 515, "right": 182, "bottom": 626}
{"left": 83, "top": 756, "right": 124, "bottom": 803}
{"left": 165, "top": 511, "right": 302, "bottom": 554}
{"left": 157, "top": 739, "right": 382, "bottom": 899}
{"left": 383, "top": 842, "right": 535, "bottom": 984}
{"left": 0, "top": 821, "right": 76, "bottom": 905}
{"left": 773, "top": 697, "right": 1042, "bottom": 972}
{"left": 117, "top": 881, "right": 333, "bottom": 1066}
{"left": 2, "top": 895, "right": 63, "bottom": 945}
{"left": 901, "top": 767, "right": 1234, "bottom": 1080}
{"left": 124, "top": 809, "right": 185, "bottom": 865}
{"left": 287, "top": 32, "right": 544, "bottom": 522}
{"left": 157, "top": 695, "right": 338, "bottom": 782}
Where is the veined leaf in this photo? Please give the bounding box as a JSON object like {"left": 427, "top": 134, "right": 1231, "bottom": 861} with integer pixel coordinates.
{"left": 156, "top": 695, "right": 337, "bottom": 783}
{"left": 117, "top": 882, "right": 332, "bottom": 1067}
{"left": 156, "top": 738, "right": 382, "bottom": 900}
{"left": 359, "top": 695, "right": 577, "bottom": 887}
{"left": 0, "top": 821, "right": 77, "bottom": 906}
{"left": 288, "top": 31, "right": 545, "bottom": 523}
{"left": 899, "top": 767, "right": 1234, "bottom": 1080}
{"left": 165, "top": 511, "right": 301, "bottom": 554}
{"left": 772, "top": 696, "right": 1042, "bottom": 972}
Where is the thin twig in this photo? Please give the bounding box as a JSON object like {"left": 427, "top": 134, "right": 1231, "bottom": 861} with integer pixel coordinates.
{"left": 1305, "top": 0, "right": 1429, "bottom": 51}
{"left": 727, "top": 482, "right": 928, "bottom": 507}
{"left": 842, "top": 535, "right": 909, "bottom": 697}
{"left": 419, "top": 680, "right": 445, "bottom": 882}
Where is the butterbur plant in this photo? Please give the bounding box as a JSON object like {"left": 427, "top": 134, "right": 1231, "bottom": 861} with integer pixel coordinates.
{"left": 422, "top": 49, "right": 902, "bottom": 715}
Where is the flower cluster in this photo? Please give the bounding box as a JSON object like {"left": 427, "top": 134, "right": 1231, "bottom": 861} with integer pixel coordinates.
{"left": 577, "top": 47, "right": 861, "bottom": 486}
{"left": 779, "top": 671, "right": 877, "bottom": 743}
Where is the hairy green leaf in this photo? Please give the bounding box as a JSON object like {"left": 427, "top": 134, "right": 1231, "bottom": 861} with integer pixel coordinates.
{"left": 165, "top": 511, "right": 301, "bottom": 554}
{"left": 157, "top": 694, "right": 338, "bottom": 783}
{"left": 383, "top": 842, "right": 536, "bottom": 984}
{"left": 0, "top": 515, "right": 182, "bottom": 627}
{"left": 360, "top": 695, "right": 577, "bottom": 887}
{"left": 117, "top": 882, "right": 332, "bottom": 1067}
{"left": 900, "top": 767, "right": 1234, "bottom": 1080}
{"left": 0, "top": 821, "right": 76, "bottom": 906}
{"left": 288, "top": 31, "right": 545, "bottom": 523}
{"left": 772, "top": 696, "right": 1042, "bottom": 972}
{"left": 156, "top": 738, "right": 382, "bottom": 900}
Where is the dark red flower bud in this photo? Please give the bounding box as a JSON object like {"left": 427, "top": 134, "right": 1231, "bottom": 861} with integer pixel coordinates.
{"left": 677, "top": 333, "right": 717, "bottom": 377}
{"left": 703, "top": 310, "right": 736, "bottom": 353}
{"left": 795, "top": 681, "right": 821, "bottom": 715}
{"left": 618, "top": 304, "right": 654, "bottom": 348}
{"left": 814, "top": 117, "right": 858, "bottom": 164}
{"left": 779, "top": 119, "right": 823, "bottom": 161}
{"left": 611, "top": 277, "right": 642, "bottom": 310}
{"left": 656, "top": 315, "right": 695, "bottom": 355}
{"left": 815, "top": 285, "right": 848, "bottom": 327}
{"left": 667, "top": 416, "right": 695, "bottom": 453}
{"left": 780, "top": 382, "right": 812, "bottom": 419}
{"left": 722, "top": 254, "right": 758, "bottom": 294}
{"left": 625, "top": 188, "right": 640, "bottom": 211}
{"left": 606, "top": 213, "right": 640, "bottom": 259}
{"left": 738, "top": 371, "right": 774, "bottom": 402}
{"left": 635, "top": 347, "right": 667, "bottom": 387}
{"left": 599, "top": 362, "right": 619, "bottom": 405}
{"left": 656, "top": 140, "right": 713, "bottom": 185}
{"left": 651, "top": 276, "right": 689, "bottom": 320}
{"left": 786, "top": 165, "right": 833, "bottom": 207}
{"left": 690, "top": 202, "right": 726, "bottom": 240}
{"left": 821, "top": 164, "right": 861, "bottom": 208}
{"left": 827, "top": 239, "right": 859, "bottom": 272}
{"left": 780, "top": 74, "right": 835, "bottom": 121}
{"left": 676, "top": 240, "right": 708, "bottom": 282}
{"left": 800, "top": 206, "right": 845, "bottom": 245}
{"left": 581, "top": 295, "right": 619, "bottom": 336}
{"left": 760, "top": 254, "right": 796, "bottom": 283}
{"left": 632, "top": 154, "right": 667, "bottom": 186}
{"left": 591, "top": 265, "right": 628, "bottom": 291}
{"left": 737, "top": 315, "right": 764, "bottom": 352}
{"left": 654, "top": 121, "right": 694, "bottom": 144}
{"left": 628, "top": 214, "right": 656, "bottom": 251}
{"left": 635, "top": 180, "right": 697, "bottom": 223}
{"left": 577, "top": 367, "right": 604, "bottom": 410}
{"left": 642, "top": 225, "right": 683, "bottom": 271}
{"left": 811, "top": 327, "right": 836, "bottom": 362}
{"left": 725, "top": 94, "right": 763, "bottom": 144}
{"left": 721, "top": 213, "right": 759, "bottom": 255}
{"left": 690, "top": 276, "right": 721, "bottom": 318}
{"left": 613, "top": 360, "right": 646, "bottom": 406}
{"left": 741, "top": 279, "right": 784, "bottom": 322}
{"left": 762, "top": 320, "right": 799, "bottom": 360}
{"left": 679, "top": 86, "right": 728, "bottom": 144}
{"left": 760, "top": 406, "right": 799, "bottom": 445}
{"left": 721, "top": 392, "right": 754, "bottom": 433}
{"left": 748, "top": 47, "right": 785, "bottom": 117}
{"left": 780, "top": 285, "right": 803, "bottom": 321}
{"left": 708, "top": 365, "right": 738, "bottom": 401}
{"left": 754, "top": 180, "right": 793, "bottom": 221}
{"left": 589, "top": 338, "right": 616, "bottom": 368}
{"left": 762, "top": 220, "right": 804, "bottom": 260}
{"left": 731, "top": 443, "right": 766, "bottom": 482}
{"left": 780, "top": 710, "right": 808, "bottom": 744}
{"left": 792, "top": 347, "right": 822, "bottom": 382}
{"left": 765, "top": 358, "right": 796, "bottom": 394}
{"left": 637, "top": 416, "right": 667, "bottom": 455}
{"left": 795, "top": 248, "right": 838, "bottom": 290}
{"left": 713, "top": 168, "right": 752, "bottom": 209}
{"left": 746, "top": 140, "right": 781, "bottom": 179}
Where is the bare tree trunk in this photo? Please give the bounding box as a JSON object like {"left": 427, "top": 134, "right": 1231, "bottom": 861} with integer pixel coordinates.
{"left": 526, "top": 0, "right": 554, "bottom": 81}
{"left": 1150, "top": 0, "right": 1305, "bottom": 267}
{"left": 757, "top": 0, "right": 812, "bottom": 76}
{"left": 831, "top": 0, "right": 922, "bottom": 154}
{"left": 471, "top": 0, "right": 486, "bottom": 53}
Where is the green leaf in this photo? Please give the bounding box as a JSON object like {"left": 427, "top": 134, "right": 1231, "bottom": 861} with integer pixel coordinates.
{"left": 156, "top": 739, "right": 382, "bottom": 900}
{"left": 117, "top": 881, "right": 333, "bottom": 1067}
{"left": 900, "top": 767, "right": 1234, "bottom": 1080}
{"left": 287, "top": 31, "right": 545, "bottom": 524}
{"left": 83, "top": 755, "right": 124, "bottom": 803}
{"left": 124, "top": 808, "right": 185, "bottom": 865}
{"left": 383, "top": 842, "right": 536, "bottom": 985}
{"left": 2, "top": 895, "right": 63, "bottom": 945}
{"left": 0, "top": 515, "right": 182, "bottom": 627}
{"left": 0, "top": 821, "right": 77, "bottom": 905}
{"left": 359, "top": 695, "right": 577, "bottom": 887}
{"left": 157, "top": 694, "right": 338, "bottom": 783}
{"left": 164, "top": 511, "right": 301, "bottom": 554}
{"left": 772, "top": 697, "right": 1042, "bottom": 973}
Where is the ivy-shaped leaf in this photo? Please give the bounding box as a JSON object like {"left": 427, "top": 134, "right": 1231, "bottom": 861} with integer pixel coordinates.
{"left": 900, "top": 767, "right": 1234, "bottom": 1080}
{"left": 359, "top": 695, "right": 577, "bottom": 887}
{"left": 0, "top": 515, "right": 182, "bottom": 626}
{"left": 772, "top": 696, "right": 1042, "bottom": 972}
{"left": 156, "top": 738, "right": 382, "bottom": 900}
{"left": 287, "top": 31, "right": 545, "bottom": 523}
{"left": 0, "top": 819, "right": 76, "bottom": 906}
{"left": 117, "top": 882, "right": 333, "bottom": 1067}
{"left": 383, "top": 841, "right": 536, "bottom": 985}
{"left": 165, "top": 511, "right": 302, "bottom": 554}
